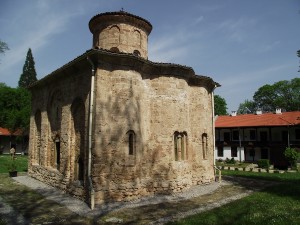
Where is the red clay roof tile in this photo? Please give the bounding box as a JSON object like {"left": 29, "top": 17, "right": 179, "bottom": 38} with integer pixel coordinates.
{"left": 215, "top": 111, "right": 300, "bottom": 128}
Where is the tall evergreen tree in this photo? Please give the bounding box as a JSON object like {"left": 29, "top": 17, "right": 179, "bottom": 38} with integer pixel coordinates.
{"left": 18, "top": 48, "right": 37, "bottom": 88}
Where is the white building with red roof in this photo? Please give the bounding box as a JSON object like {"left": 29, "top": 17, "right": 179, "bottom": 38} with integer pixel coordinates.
{"left": 215, "top": 109, "right": 300, "bottom": 169}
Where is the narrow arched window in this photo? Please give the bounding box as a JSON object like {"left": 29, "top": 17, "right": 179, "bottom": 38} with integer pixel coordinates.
{"left": 127, "top": 130, "right": 135, "bottom": 155}
{"left": 77, "top": 156, "right": 84, "bottom": 182}
{"left": 174, "top": 131, "right": 188, "bottom": 161}
{"left": 133, "top": 50, "right": 141, "bottom": 57}
{"left": 110, "top": 47, "right": 120, "bottom": 53}
{"left": 202, "top": 133, "right": 208, "bottom": 159}
{"left": 55, "top": 137, "right": 60, "bottom": 170}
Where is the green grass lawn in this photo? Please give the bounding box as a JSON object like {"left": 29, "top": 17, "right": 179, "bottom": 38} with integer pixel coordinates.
{"left": 167, "top": 170, "right": 300, "bottom": 225}
{"left": 0, "top": 155, "right": 28, "bottom": 173}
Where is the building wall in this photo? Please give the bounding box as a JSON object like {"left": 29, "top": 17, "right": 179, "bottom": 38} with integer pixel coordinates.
{"left": 92, "top": 66, "right": 215, "bottom": 203}
{"left": 28, "top": 65, "right": 91, "bottom": 200}
{"left": 215, "top": 126, "right": 300, "bottom": 166}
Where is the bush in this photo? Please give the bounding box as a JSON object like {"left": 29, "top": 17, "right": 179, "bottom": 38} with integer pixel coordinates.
{"left": 257, "top": 159, "right": 270, "bottom": 169}
{"left": 225, "top": 157, "right": 236, "bottom": 164}
{"left": 284, "top": 147, "right": 300, "bottom": 168}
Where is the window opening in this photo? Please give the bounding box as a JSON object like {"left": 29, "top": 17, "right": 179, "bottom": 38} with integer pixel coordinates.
{"left": 174, "top": 132, "right": 187, "bottom": 161}
{"left": 232, "top": 130, "right": 239, "bottom": 140}
{"left": 217, "top": 146, "right": 223, "bottom": 157}
{"left": 55, "top": 139, "right": 60, "bottom": 170}
{"left": 202, "top": 133, "right": 208, "bottom": 159}
{"left": 127, "top": 130, "right": 135, "bottom": 156}
{"left": 133, "top": 50, "right": 141, "bottom": 57}
{"left": 231, "top": 146, "right": 237, "bottom": 157}
{"left": 224, "top": 132, "right": 230, "bottom": 142}
{"left": 250, "top": 130, "right": 256, "bottom": 140}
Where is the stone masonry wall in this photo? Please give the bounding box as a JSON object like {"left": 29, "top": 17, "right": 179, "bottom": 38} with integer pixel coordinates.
{"left": 28, "top": 65, "right": 91, "bottom": 201}
{"left": 96, "top": 23, "right": 149, "bottom": 58}
{"left": 92, "top": 66, "right": 215, "bottom": 204}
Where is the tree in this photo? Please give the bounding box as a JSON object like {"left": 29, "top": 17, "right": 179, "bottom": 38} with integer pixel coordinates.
{"left": 237, "top": 99, "right": 256, "bottom": 114}
{"left": 214, "top": 95, "right": 228, "bottom": 115}
{"left": 0, "top": 85, "right": 31, "bottom": 132}
{"left": 18, "top": 48, "right": 37, "bottom": 88}
{"left": 253, "top": 78, "right": 300, "bottom": 112}
{"left": 0, "top": 40, "right": 9, "bottom": 54}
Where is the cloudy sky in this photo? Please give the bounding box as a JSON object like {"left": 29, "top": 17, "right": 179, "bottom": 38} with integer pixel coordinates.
{"left": 0, "top": 0, "right": 299, "bottom": 112}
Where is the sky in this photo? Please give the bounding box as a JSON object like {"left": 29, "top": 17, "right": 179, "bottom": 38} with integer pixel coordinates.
{"left": 0, "top": 0, "right": 299, "bottom": 112}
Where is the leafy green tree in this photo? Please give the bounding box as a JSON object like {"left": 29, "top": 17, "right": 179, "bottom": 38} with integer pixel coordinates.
{"left": 18, "top": 48, "right": 37, "bottom": 88}
{"left": 0, "top": 85, "right": 31, "bottom": 132}
{"left": 214, "top": 95, "right": 228, "bottom": 115}
{"left": 284, "top": 147, "right": 300, "bottom": 169}
{"left": 237, "top": 99, "right": 256, "bottom": 114}
{"left": 253, "top": 78, "right": 300, "bottom": 112}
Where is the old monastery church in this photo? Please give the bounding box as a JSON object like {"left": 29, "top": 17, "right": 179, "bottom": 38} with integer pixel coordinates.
{"left": 28, "top": 11, "right": 220, "bottom": 207}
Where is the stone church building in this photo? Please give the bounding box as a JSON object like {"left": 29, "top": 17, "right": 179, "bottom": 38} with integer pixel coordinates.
{"left": 28, "top": 11, "right": 220, "bottom": 208}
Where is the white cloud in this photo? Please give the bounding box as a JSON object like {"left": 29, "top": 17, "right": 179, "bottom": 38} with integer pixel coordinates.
{"left": 0, "top": 2, "right": 85, "bottom": 81}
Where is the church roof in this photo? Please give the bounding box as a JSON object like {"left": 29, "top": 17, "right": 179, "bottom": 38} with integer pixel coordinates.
{"left": 28, "top": 48, "right": 220, "bottom": 90}
{"left": 89, "top": 11, "right": 153, "bottom": 34}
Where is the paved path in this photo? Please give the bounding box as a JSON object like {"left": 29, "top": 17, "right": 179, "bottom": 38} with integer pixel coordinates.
{"left": 4, "top": 175, "right": 277, "bottom": 224}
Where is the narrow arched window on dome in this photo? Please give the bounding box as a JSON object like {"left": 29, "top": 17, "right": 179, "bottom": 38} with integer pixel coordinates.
{"left": 133, "top": 50, "right": 141, "bottom": 57}
{"left": 110, "top": 47, "right": 120, "bottom": 53}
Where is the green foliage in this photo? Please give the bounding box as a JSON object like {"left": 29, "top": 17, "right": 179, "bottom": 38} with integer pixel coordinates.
{"left": 253, "top": 78, "right": 300, "bottom": 112}
{"left": 0, "top": 85, "right": 31, "bottom": 132}
{"left": 237, "top": 99, "right": 256, "bottom": 114}
{"left": 284, "top": 147, "right": 300, "bottom": 168}
{"left": 214, "top": 94, "right": 228, "bottom": 115}
{"left": 18, "top": 48, "right": 37, "bottom": 88}
{"left": 257, "top": 159, "right": 270, "bottom": 169}
{"left": 225, "top": 157, "right": 236, "bottom": 164}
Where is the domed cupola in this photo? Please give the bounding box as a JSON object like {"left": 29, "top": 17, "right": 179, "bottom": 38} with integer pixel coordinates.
{"left": 89, "top": 11, "right": 152, "bottom": 59}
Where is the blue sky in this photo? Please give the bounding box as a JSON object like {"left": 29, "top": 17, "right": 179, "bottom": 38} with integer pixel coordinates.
{"left": 0, "top": 0, "right": 299, "bottom": 112}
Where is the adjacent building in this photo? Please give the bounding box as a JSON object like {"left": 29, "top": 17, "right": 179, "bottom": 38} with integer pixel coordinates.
{"left": 28, "top": 11, "right": 219, "bottom": 207}
{"left": 215, "top": 109, "right": 300, "bottom": 168}
{"left": 0, "top": 127, "right": 27, "bottom": 154}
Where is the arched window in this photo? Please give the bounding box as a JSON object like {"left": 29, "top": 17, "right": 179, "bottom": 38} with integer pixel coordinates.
{"left": 133, "top": 30, "right": 141, "bottom": 47}
{"left": 108, "top": 25, "right": 120, "bottom": 45}
{"left": 54, "top": 136, "right": 60, "bottom": 170}
{"left": 202, "top": 133, "right": 208, "bottom": 159}
{"left": 110, "top": 47, "right": 120, "bottom": 53}
{"left": 34, "top": 110, "right": 42, "bottom": 164}
{"left": 174, "top": 131, "right": 188, "bottom": 161}
{"left": 127, "top": 130, "right": 135, "bottom": 155}
{"left": 133, "top": 50, "right": 141, "bottom": 57}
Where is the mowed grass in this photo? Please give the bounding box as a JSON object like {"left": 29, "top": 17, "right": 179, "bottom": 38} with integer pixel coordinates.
{"left": 167, "top": 170, "right": 300, "bottom": 225}
{"left": 0, "top": 155, "right": 28, "bottom": 173}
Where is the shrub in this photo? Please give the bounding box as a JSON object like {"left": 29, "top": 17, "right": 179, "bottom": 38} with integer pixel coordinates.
{"left": 225, "top": 157, "right": 236, "bottom": 164}
{"left": 284, "top": 147, "right": 300, "bottom": 168}
{"left": 257, "top": 159, "right": 270, "bottom": 169}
